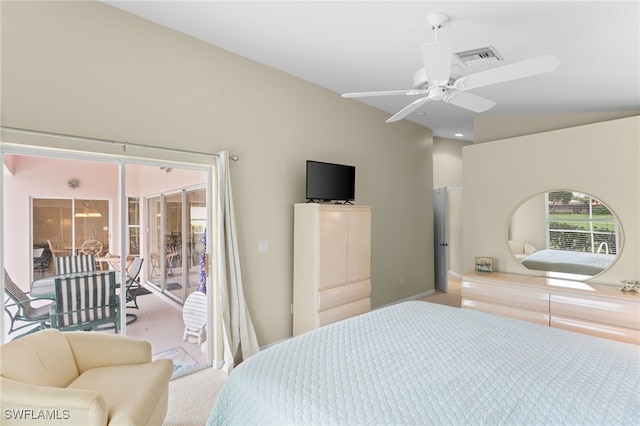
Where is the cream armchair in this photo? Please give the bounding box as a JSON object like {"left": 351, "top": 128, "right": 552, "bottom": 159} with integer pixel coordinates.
{"left": 508, "top": 240, "right": 538, "bottom": 261}
{"left": 1, "top": 329, "right": 173, "bottom": 425}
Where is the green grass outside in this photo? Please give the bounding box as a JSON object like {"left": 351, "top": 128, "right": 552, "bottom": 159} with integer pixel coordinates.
{"left": 549, "top": 213, "right": 616, "bottom": 232}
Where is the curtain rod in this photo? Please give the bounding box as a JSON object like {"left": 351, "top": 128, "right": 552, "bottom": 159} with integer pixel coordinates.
{"left": 0, "top": 126, "right": 239, "bottom": 161}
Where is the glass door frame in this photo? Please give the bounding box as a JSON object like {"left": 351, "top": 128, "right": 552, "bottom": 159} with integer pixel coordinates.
{"left": 147, "top": 186, "right": 205, "bottom": 304}
{"left": 1, "top": 142, "right": 218, "bottom": 368}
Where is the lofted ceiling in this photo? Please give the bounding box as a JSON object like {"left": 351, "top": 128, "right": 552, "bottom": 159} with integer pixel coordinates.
{"left": 103, "top": 1, "right": 639, "bottom": 141}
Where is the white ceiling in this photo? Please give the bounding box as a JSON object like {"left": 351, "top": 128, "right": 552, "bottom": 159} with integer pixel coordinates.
{"left": 104, "top": 1, "right": 639, "bottom": 141}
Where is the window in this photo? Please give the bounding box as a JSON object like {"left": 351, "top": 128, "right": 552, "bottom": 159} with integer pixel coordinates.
{"left": 127, "top": 197, "right": 140, "bottom": 255}
{"left": 547, "top": 191, "right": 618, "bottom": 254}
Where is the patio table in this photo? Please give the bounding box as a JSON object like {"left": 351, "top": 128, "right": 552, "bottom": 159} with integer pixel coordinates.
{"left": 95, "top": 255, "right": 134, "bottom": 272}
{"left": 31, "top": 270, "right": 115, "bottom": 299}
{"left": 30, "top": 270, "right": 136, "bottom": 326}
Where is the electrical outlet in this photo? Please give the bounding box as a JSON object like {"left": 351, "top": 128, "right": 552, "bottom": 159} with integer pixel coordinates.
{"left": 258, "top": 241, "right": 269, "bottom": 253}
{"left": 400, "top": 276, "right": 405, "bottom": 285}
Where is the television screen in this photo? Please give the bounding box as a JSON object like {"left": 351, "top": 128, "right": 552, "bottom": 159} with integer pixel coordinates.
{"left": 306, "top": 160, "right": 355, "bottom": 203}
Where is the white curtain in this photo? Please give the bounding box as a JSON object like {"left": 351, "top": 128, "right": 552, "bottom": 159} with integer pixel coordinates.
{"left": 216, "top": 151, "right": 260, "bottom": 373}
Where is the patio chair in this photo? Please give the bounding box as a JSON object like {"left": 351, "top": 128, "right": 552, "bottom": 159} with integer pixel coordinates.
{"left": 182, "top": 290, "right": 207, "bottom": 345}
{"left": 47, "top": 239, "right": 70, "bottom": 272}
{"left": 81, "top": 239, "right": 103, "bottom": 256}
{"left": 32, "top": 247, "right": 48, "bottom": 272}
{"left": 122, "top": 257, "right": 144, "bottom": 309}
{"left": 3, "top": 269, "right": 52, "bottom": 339}
{"left": 50, "top": 271, "right": 119, "bottom": 332}
{"left": 55, "top": 254, "right": 96, "bottom": 275}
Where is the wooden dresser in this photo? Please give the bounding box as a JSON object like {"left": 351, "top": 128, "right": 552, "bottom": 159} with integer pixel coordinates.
{"left": 462, "top": 271, "right": 640, "bottom": 345}
{"left": 293, "top": 204, "right": 372, "bottom": 336}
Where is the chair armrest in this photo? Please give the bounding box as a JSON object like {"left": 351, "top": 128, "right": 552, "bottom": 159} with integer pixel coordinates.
{"left": 0, "top": 377, "right": 107, "bottom": 426}
{"left": 4, "top": 297, "right": 54, "bottom": 309}
{"left": 64, "top": 332, "right": 152, "bottom": 374}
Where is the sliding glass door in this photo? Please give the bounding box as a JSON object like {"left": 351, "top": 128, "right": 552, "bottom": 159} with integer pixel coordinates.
{"left": 147, "top": 187, "right": 206, "bottom": 304}
{"left": 32, "top": 198, "right": 109, "bottom": 278}
{"left": 3, "top": 146, "right": 214, "bottom": 373}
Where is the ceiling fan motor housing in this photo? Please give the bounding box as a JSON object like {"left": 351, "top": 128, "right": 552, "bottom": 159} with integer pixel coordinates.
{"left": 413, "top": 68, "right": 455, "bottom": 90}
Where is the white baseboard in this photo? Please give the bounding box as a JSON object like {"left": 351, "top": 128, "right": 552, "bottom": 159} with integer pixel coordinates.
{"left": 373, "top": 289, "right": 436, "bottom": 312}
{"left": 260, "top": 337, "right": 292, "bottom": 351}
{"left": 448, "top": 270, "right": 462, "bottom": 279}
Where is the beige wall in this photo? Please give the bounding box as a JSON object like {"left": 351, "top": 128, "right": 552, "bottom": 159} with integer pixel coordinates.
{"left": 1, "top": 1, "right": 434, "bottom": 346}
{"left": 463, "top": 116, "right": 639, "bottom": 285}
{"left": 473, "top": 111, "right": 640, "bottom": 143}
{"left": 433, "top": 137, "right": 472, "bottom": 275}
{"left": 2, "top": 155, "right": 207, "bottom": 288}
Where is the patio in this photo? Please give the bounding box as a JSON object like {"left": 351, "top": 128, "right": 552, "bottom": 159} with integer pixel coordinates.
{"left": 3, "top": 280, "right": 208, "bottom": 371}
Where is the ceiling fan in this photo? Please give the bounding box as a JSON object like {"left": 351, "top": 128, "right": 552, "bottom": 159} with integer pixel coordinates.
{"left": 342, "top": 13, "right": 560, "bottom": 123}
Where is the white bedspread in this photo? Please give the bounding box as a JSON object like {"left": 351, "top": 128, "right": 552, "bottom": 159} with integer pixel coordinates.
{"left": 208, "top": 301, "right": 640, "bottom": 425}
{"left": 522, "top": 249, "right": 615, "bottom": 275}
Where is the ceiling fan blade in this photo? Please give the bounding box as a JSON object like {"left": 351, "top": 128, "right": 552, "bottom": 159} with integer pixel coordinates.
{"left": 454, "top": 54, "right": 560, "bottom": 90}
{"left": 421, "top": 41, "right": 453, "bottom": 85}
{"left": 342, "top": 89, "right": 425, "bottom": 98}
{"left": 386, "top": 97, "right": 431, "bottom": 123}
{"left": 444, "top": 91, "right": 496, "bottom": 113}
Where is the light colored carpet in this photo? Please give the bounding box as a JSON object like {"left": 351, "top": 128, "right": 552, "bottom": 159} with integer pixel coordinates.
{"left": 163, "top": 367, "right": 227, "bottom": 426}
{"left": 162, "top": 274, "right": 462, "bottom": 425}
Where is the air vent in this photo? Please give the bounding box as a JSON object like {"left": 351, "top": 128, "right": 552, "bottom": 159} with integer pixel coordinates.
{"left": 454, "top": 46, "right": 503, "bottom": 66}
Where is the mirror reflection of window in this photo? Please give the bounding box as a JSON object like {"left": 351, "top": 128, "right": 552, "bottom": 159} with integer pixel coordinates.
{"left": 508, "top": 191, "right": 622, "bottom": 280}
{"left": 547, "top": 191, "right": 618, "bottom": 255}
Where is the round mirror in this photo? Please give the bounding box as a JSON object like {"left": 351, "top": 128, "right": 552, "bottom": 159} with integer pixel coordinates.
{"left": 507, "top": 190, "right": 623, "bottom": 281}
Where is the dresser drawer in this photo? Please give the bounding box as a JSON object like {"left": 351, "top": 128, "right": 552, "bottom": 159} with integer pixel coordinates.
{"left": 319, "top": 297, "right": 370, "bottom": 327}
{"left": 550, "top": 291, "right": 640, "bottom": 330}
{"left": 318, "top": 279, "right": 371, "bottom": 312}
{"left": 462, "top": 279, "right": 549, "bottom": 312}
{"left": 462, "top": 298, "right": 550, "bottom": 326}
{"left": 551, "top": 316, "right": 640, "bottom": 345}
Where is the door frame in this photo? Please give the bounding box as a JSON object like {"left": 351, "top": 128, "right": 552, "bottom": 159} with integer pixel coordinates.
{"left": 1, "top": 141, "right": 218, "bottom": 368}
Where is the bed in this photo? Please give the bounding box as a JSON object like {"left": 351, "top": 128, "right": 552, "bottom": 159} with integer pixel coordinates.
{"left": 521, "top": 249, "right": 615, "bottom": 275}
{"left": 208, "top": 301, "right": 639, "bottom": 425}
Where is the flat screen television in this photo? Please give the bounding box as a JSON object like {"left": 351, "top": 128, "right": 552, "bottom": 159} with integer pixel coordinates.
{"left": 306, "top": 160, "right": 355, "bottom": 203}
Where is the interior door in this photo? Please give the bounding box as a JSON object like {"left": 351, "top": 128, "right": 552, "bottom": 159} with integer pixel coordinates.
{"left": 433, "top": 187, "right": 449, "bottom": 292}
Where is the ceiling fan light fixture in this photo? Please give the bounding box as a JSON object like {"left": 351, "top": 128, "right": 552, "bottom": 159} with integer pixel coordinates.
{"left": 342, "top": 13, "right": 558, "bottom": 124}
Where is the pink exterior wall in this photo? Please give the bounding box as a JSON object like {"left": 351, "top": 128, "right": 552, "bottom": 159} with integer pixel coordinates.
{"left": 3, "top": 155, "right": 119, "bottom": 287}
{"left": 3, "top": 154, "right": 208, "bottom": 289}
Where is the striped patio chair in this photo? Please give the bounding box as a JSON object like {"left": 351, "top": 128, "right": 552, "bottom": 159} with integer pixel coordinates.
{"left": 55, "top": 254, "right": 96, "bottom": 275}
{"left": 51, "top": 271, "right": 119, "bottom": 332}
{"left": 3, "top": 269, "right": 52, "bottom": 339}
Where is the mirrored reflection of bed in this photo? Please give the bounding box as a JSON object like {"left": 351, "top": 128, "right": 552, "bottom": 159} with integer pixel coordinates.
{"left": 521, "top": 249, "right": 616, "bottom": 276}
{"left": 508, "top": 190, "right": 622, "bottom": 280}
{"left": 207, "top": 302, "right": 639, "bottom": 425}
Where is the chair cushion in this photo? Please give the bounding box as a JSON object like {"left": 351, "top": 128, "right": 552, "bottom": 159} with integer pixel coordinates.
{"left": 56, "top": 255, "right": 96, "bottom": 275}
{"left": 67, "top": 359, "right": 173, "bottom": 425}
{"left": 0, "top": 329, "right": 79, "bottom": 387}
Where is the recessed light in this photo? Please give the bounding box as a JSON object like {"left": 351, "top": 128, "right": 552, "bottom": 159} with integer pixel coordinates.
{"left": 416, "top": 112, "right": 425, "bottom": 116}
{"left": 454, "top": 133, "right": 464, "bottom": 137}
